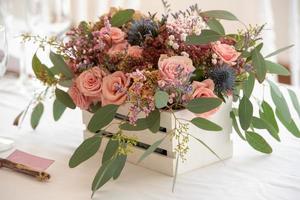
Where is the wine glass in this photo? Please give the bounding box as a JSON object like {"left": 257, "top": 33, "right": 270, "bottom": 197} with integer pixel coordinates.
{"left": 0, "top": 24, "right": 14, "bottom": 152}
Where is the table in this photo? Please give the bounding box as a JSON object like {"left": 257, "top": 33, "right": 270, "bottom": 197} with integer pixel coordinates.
{"left": 0, "top": 77, "right": 300, "bottom": 200}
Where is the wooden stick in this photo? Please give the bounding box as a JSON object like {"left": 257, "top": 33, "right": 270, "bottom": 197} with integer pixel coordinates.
{"left": 0, "top": 158, "right": 50, "bottom": 181}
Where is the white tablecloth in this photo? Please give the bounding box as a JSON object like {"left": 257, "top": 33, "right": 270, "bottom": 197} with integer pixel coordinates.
{"left": 0, "top": 78, "right": 300, "bottom": 200}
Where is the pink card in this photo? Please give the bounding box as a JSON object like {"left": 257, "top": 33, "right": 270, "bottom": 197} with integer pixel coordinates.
{"left": 6, "top": 150, "right": 54, "bottom": 171}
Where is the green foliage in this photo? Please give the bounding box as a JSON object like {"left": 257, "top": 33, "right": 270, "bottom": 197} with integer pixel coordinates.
{"left": 243, "top": 72, "right": 255, "bottom": 98}
{"left": 53, "top": 99, "right": 66, "bottom": 121}
{"left": 91, "top": 153, "right": 127, "bottom": 196}
{"left": 102, "top": 139, "right": 119, "bottom": 164}
{"left": 238, "top": 96, "right": 253, "bottom": 130}
{"left": 119, "top": 118, "right": 148, "bottom": 131}
{"left": 49, "top": 51, "right": 73, "bottom": 79}
{"left": 69, "top": 135, "right": 102, "bottom": 168}
{"left": 87, "top": 104, "right": 119, "bottom": 132}
{"left": 138, "top": 137, "right": 164, "bottom": 163}
{"left": 110, "top": 9, "right": 135, "bottom": 27}
{"left": 200, "top": 10, "right": 238, "bottom": 20}
{"left": 288, "top": 89, "right": 300, "bottom": 118}
{"left": 187, "top": 97, "right": 222, "bottom": 114}
{"left": 245, "top": 131, "right": 272, "bottom": 154}
{"left": 230, "top": 111, "right": 245, "bottom": 140}
{"left": 32, "top": 53, "right": 56, "bottom": 85}
{"left": 276, "top": 109, "right": 300, "bottom": 137}
{"left": 55, "top": 88, "right": 76, "bottom": 109}
{"left": 251, "top": 48, "right": 266, "bottom": 83}
{"left": 13, "top": 110, "right": 24, "bottom": 126}
{"left": 191, "top": 117, "right": 222, "bottom": 131}
{"left": 154, "top": 90, "right": 169, "bottom": 109}
{"left": 145, "top": 109, "right": 160, "bottom": 133}
{"left": 260, "top": 101, "right": 279, "bottom": 132}
{"left": 120, "top": 109, "right": 160, "bottom": 133}
{"left": 186, "top": 30, "right": 222, "bottom": 45}
{"left": 207, "top": 18, "right": 225, "bottom": 35}
{"left": 31, "top": 102, "right": 44, "bottom": 129}
{"left": 265, "top": 44, "right": 294, "bottom": 58}
{"left": 265, "top": 60, "right": 290, "bottom": 76}
{"left": 268, "top": 80, "right": 291, "bottom": 123}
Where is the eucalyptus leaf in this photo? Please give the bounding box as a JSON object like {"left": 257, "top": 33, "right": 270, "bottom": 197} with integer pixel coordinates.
{"left": 251, "top": 116, "right": 265, "bottom": 129}
{"left": 138, "top": 137, "right": 164, "bottom": 163}
{"left": 110, "top": 9, "right": 135, "bottom": 27}
{"left": 102, "top": 139, "right": 119, "bottom": 164}
{"left": 200, "top": 10, "right": 238, "bottom": 20}
{"left": 230, "top": 111, "right": 245, "bottom": 140}
{"left": 146, "top": 109, "right": 160, "bottom": 133}
{"left": 238, "top": 96, "right": 253, "bottom": 130}
{"left": 69, "top": 135, "right": 102, "bottom": 168}
{"left": 268, "top": 80, "right": 291, "bottom": 123}
{"left": 50, "top": 51, "right": 73, "bottom": 79}
{"left": 252, "top": 48, "right": 266, "bottom": 83}
{"left": 55, "top": 88, "right": 76, "bottom": 109}
{"left": 265, "top": 60, "right": 290, "bottom": 76}
{"left": 87, "top": 104, "right": 119, "bottom": 133}
{"left": 186, "top": 30, "right": 222, "bottom": 45}
{"left": 58, "top": 79, "right": 73, "bottom": 87}
{"left": 113, "top": 154, "right": 127, "bottom": 180}
{"left": 119, "top": 118, "right": 148, "bottom": 131}
{"left": 276, "top": 109, "right": 300, "bottom": 137}
{"left": 187, "top": 97, "right": 222, "bottom": 114}
{"left": 245, "top": 131, "right": 272, "bottom": 154}
{"left": 265, "top": 44, "right": 294, "bottom": 58}
{"left": 191, "top": 117, "right": 222, "bottom": 131}
{"left": 53, "top": 99, "right": 66, "bottom": 121}
{"left": 154, "top": 90, "right": 169, "bottom": 109}
{"left": 31, "top": 102, "right": 44, "bottom": 129}
{"left": 243, "top": 72, "right": 255, "bottom": 98}
{"left": 32, "top": 53, "right": 55, "bottom": 83}
{"left": 260, "top": 101, "right": 279, "bottom": 132}
{"left": 190, "top": 135, "right": 222, "bottom": 160}
{"left": 13, "top": 110, "right": 24, "bottom": 126}
{"left": 288, "top": 89, "right": 300, "bottom": 118}
{"left": 91, "top": 158, "right": 117, "bottom": 196}
{"left": 207, "top": 18, "right": 225, "bottom": 35}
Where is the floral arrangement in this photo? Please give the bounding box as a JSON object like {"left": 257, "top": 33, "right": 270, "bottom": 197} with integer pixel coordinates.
{"left": 15, "top": 1, "right": 300, "bottom": 197}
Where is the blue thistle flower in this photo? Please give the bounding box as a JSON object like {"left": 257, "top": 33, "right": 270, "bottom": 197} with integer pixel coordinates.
{"left": 208, "top": 64, "right": 236, "bottom": 93}
{"left": 128, "top": 18, "right": 158, "bottom": 45}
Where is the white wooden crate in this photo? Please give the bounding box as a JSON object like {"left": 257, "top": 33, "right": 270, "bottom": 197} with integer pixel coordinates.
{"left": 83, "top": 97, "right": 233, "bottom": 176}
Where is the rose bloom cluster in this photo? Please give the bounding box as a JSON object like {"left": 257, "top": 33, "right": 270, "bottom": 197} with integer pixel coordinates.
{"left": 63, "top": 9, "right": 244, "bottom": 124}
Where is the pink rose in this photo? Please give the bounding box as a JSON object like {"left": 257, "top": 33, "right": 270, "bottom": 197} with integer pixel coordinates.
{"left": 101, "top": 71, "right": 129, "bottom": 106}
{"left": 76, "top": 67, "right": 107, "bottom": 100}
{"left": 212, "top": 42, "right": 241, "bottom": 64}
{"left": 107, "top": 41, "right": 128, "bottom": 56}
{"left": 158, "top": 55, "right": 195, "bottom": 82}
{"left": 100, "top": 27, "right": 125, "bottom": 45}
{"left": 192, "top": 79, "right": 220, "bottom": 118}
{"left": 68, "top": 83, "right": 91, "bottom": 110}
{"left": 127, "top": 45, "right": 143, "bottom": 58}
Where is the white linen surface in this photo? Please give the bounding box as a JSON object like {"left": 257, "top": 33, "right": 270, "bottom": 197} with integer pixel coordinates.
{"left": 0, "top": 78, "right": 300, "bottom": 200}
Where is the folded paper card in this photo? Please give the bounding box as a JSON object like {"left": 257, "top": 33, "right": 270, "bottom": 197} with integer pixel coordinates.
{"left": 6, "top": 150, "right": 54, "bottom": 171}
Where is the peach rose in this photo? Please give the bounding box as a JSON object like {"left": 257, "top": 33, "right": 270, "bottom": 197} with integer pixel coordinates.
{"left": 192, "top": 79, "right": 220, "bottom": 118}
{"left": 100, "top": 27, "right": 125, "bottom": 45}
{"left": 68, "top": 83, "right": 91, "bottom": 110}
{"left": 107, "top": 41, "right": 128, "bottom": 56}
{"left": 158, "top": 55, "right": 195, "bottom": 82}
{"left": 76, "top": 67, "right": 107, "bottom": 100}
{"left": 101, "top": 71, "right": 129, "bottom": 106}
{"left": 212, "top": 42, "right": 241, "bottom": 64}
{"left": 127, "top": 45, "right": 143, "bottom": 58}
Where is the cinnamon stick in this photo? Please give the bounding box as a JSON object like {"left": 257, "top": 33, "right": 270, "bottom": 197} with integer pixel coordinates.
{"left": 0, "top": 158, "right": 50, "bottom": 181}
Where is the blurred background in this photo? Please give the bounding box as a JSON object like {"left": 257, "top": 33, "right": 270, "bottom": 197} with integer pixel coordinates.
{"left": 0, "top": 0, "right": 299, "bottom": 86}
